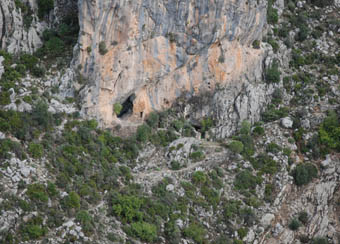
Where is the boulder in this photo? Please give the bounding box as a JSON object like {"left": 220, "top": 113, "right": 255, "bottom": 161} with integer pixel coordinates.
{"left": 280, "top": 117, "right": 293, "bottom": 129}
{"left": 260, "top": 213, "right": 275, "bottom": 227}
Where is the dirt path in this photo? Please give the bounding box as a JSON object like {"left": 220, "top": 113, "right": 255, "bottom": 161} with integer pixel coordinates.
{"left": 134, "top": 140, "right": 229, "bottom": 184}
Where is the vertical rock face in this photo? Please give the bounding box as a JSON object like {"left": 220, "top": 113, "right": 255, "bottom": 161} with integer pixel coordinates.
{"left": 0, "top": 0, "right": 45, "bottom": 53}
{"left": 76, "top": 0, "right": 269, "bottom": 130}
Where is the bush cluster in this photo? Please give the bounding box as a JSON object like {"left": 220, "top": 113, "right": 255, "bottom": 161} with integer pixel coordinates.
{"left": 262, "top": 105, "right": 289, "bottom": 122}
{"left": 37, "top": 0, "right": 54, "bottom": 19}
{"left": 21, "top": 216, "right": 47, "bottom": 240}
{"left": 291, "top": 163, "right": 318, "bottom": 186}
{"left": 35, "top": 15, "right": 79, "bottom": 61}
{"left": 234, "top": 170, "right": 261, "bottom": 191}
{"left": 319, "top": 110, "right": 340, "bottom": 153}
{"left": 288, "top": 218, "right": 301, "bottom": 230}
{"left": 267, "top": 0, "right": 279, "bottom": 24}
{"left": 250, "top": 153, "right": 278, "bottom": 175}
{"left": 310, "top": 0, "right": 334, "bottom": 7}
{"left": 99, "top": 41, "right": 108, "bottom": 55}
{"left": 265, "top": 61, "right": 281, "bottom": 83}
{"left": 183, "top": 223, "right": 206, "bottom": 244}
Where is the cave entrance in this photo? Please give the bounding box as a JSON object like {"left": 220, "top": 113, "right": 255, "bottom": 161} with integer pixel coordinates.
{"left": 117, "top": 94, "right": 136, "bottom": 119}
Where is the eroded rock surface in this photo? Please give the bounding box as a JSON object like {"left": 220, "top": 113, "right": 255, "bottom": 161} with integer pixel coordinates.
{"left": 0, "top": 0, "right": 45, "bottom": 53}
{"left": 76, "top": 0, "right": 269, "bottom": 131}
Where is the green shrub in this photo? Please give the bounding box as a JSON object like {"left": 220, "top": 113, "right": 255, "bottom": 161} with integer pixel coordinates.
{"left": 298, "top": 211, "right": 309, "bottom": 224}
{"left": 291, "top": 49, "right": 305, "bottom": 68}
{"left": 0, "top": 91, "right": 11, "bottom": 105}
{"left": 234, "top": 170, "right": 261, "bottom": 191}
{"left": 37, "top": 0, "right": 54, "bottom": 18}
{"left": 151, "top": 177, "right": 173, "bottom": 198}
{"left": 64, "top": 191, "right": 80, "bottom": 209}
{"left": 164, "top": 220, "right": 181, "bottom": 244}
{"left": 27, "top": 183, "right": 48, "bottom": 203}
{"left": 146, "top": 112, "right": 160, "bottom": 128}
{"left": 170, "top": 160, "right": 181, "bottom": 170}
{"left": 291, "top": 163, "right": 318, "bottom": 186}
{"left": 319, "top": 110, "right": 340, "bottom": 152}
{"left": 47, "top": 181, "right": 58, "bottom": 197}
{"left": 237, "top": 228, "right": 248, "bottom": 239}
{"left": 32, "top": 101, "right": 53, "bottom": 129}
{"left": 223, "top": 200, "right": 242, "bottom": 219}
{"left": 283, "top": 147, "right": 292, "bottom": 156}
{"left": 312, "top": 237, "right": 329, "bottom": 244}
{"left": 56, "top": 173, "right": 69, "bottom": 188}
{"left": 262, "top": 106, "right": 289, "bottom": 122}
{"left": 136, "top": 124, "right": 152, "bottom": 142}
{"left": 76, "top": 210, "right": 94, "bottom": 235}
{"left": 46, "top": 209, "right": 63, "bottom": 228}
{"left": 201, "top": 185, "right": 220, "bottom": 208}
{"left": 189, "top": 151, "right": 205, "bottom": 162}
{"left": 0, "top": 139, "right": 26, "bottom": 160}
{"left": 201, "top": 117, "right": 214, "bottom": 136}
{"left": 129, "top": 222, "right": 157, "bottom": 242}
{"left": 252, "top": 126, "right": 264, "bottom": 136}
{"left": 264, "top": 184, "right": 274, "bottom": 202}
{"left": 15, "top": 0, "right": 28, "bottom": 11}
{"left": 279, "top": 23, "right": 289, "bottom": 38}
{"left": 266, "top": 142, "right": 282, "bottom": 154}
{"left": 192, "top": 171, "right": 207, "bottom": 185}
{"left": 240, "top": 120, "right": 251, "bottom": 135}
{"left": 288, "top": 218, "right": 301, "bottom": 231}
{"left": 28, "top": 143, "right": 44, "bottom": 158}
{"left": 45, "top": 36, "right": 65, "bottom": 56}
{"left": 228, "top": 140, "right": 244, "bottom": 154}
{"left": 19, "top": 54, "right": 38, "bottom": 72}
{"left": 265, "top": 62, "right": 281, "bottom": 83}
{"left": 240, "top": 207, "right": 257, "bottom": 226}
{"left": 113, "top": 103, "right": 122, "bottom": 115}
{"left": 21, "top": 216, "right": 47, "bottom": 239}
{"left": 36, "top": 16, "right": 78, "bottom": 60}
{"left": 99, "top": 41, "right": 108, "bottom": 55}
{"left": 251, "top": 154, "right": 278, "bottom": 175}
{"left": 23, "top": 95, "right": 33, "bottom": 104}
{"left": 268, "top": 38, "right": 279, "bottom": 53}
{"left": 107, "top": 232, "right": 118, "bottom": 242}
{"left": 267, "top": 6, "right": 278, "bottom": 24}
{"left": 252, "top": 40, "right": 260, "bottom": 49}
{"left": 299, "top": 235, "right": 310, "bottom": 243}
{"left": 238, "top": 134, "right": 255, "bottom": 158}
{"left": 32, "top": 66, "right": 45, "bottom": 77}
{"left": 112, "top": 194, "right": 144, "bottom": 223}
{"left": 295, "top": 24, "right": 310, "bottom": 42}
{"left": 310, "top": 0, "right": 333, "bottom": 7}
{"left": 183, "top": 223, "right": 206, "bottom": 244}
{"left": 171, "top": 119, "right": 184, "bottom": 131}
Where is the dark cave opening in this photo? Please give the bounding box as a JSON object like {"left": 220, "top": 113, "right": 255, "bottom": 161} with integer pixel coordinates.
{"left": 117, "top": 94, "right": 136, "bottom": 118}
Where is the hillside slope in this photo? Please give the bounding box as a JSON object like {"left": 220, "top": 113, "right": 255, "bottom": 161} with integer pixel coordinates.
{"left": 0, "top": 0, "right": 340, "bottom": 244}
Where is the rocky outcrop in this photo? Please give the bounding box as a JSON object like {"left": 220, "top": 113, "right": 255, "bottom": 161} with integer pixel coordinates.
{"left": 0, "top": 56, "right": 4, "bottom": 79}
{"left": 0, "top": 0, "right": 45, "bottom": 53}
{"left": 76, "top": 0, "right": 269, "bottom": 130}
{"left": 260, "top": 155, "right": 340, "bottom": 244}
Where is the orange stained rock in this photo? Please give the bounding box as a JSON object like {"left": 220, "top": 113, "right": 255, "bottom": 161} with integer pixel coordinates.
{"left": 208, "top": 44, "right": 227, "bottom": 83}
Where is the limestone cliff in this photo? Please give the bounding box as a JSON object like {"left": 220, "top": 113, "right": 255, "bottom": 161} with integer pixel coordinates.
{"left": 0, "top": 0, "right": 45, "bottom": 53}
{"left": 75, "top": 0, "right": 269, "bottom": 131}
